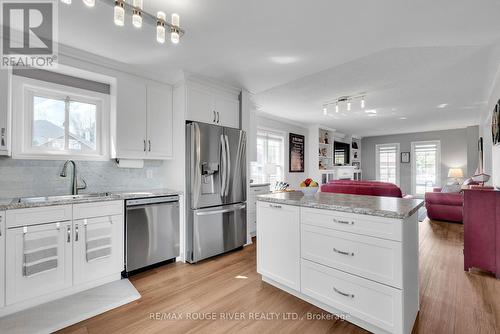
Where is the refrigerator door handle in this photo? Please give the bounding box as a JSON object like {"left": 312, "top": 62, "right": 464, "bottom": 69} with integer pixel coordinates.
{"left": 193, "top": 123, "right": 202, "bottom": 206}
{"left": 224, "top": 134, "right": 231, "bottom": 197}
{"left": 220, "top": 134, "right": 227, "bottom": 198}
{"left": 195, "top": 203, "right": 246, "bottom": 216}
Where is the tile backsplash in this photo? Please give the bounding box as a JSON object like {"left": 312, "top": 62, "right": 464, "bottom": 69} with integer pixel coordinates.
{"left": 0, "top": 158, "right": 168, "bottom": 198}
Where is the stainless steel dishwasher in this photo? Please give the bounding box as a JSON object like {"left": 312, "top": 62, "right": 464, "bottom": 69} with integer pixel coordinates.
{"left": 125, "top": 195, "right": 180, "bottom": 275}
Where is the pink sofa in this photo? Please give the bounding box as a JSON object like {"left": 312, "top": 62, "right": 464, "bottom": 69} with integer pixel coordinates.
{"left": 321, "top": 180, "right": 405, "bottom": 198}
{"left": 424, "top": 187, "right": 463, "bottom": 223}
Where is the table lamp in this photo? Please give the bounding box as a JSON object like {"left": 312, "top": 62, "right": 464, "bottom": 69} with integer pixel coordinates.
{"left": 448, "top": 168, "right": 464, "bottom": 184}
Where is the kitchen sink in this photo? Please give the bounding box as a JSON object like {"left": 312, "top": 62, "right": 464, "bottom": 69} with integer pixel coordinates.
{"left": 13, "top": 192, "right": 114, "bottom": 204}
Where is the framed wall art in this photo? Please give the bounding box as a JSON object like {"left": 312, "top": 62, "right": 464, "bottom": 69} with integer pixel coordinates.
{"left": 289, "top": 133, "right": 305, "bottom": 172}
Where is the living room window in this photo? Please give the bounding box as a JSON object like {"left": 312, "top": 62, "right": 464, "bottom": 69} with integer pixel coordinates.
{"left": 412, "top": 140, "right": 441, "bottom": 197}
{"left": 251, "top": 129, "right": 285, "bottom": 184}
{"left": 376, "top": 143, "right": 400, "bottom": 185}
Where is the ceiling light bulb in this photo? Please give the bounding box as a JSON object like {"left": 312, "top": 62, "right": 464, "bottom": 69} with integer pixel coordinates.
{"left": 323, "top": 107, "right": 327, "bottom": 115}
{"left": 114, "top": 1, "right": 125, "bottom": 26}
{"left": 156, "top": 11, "right": 166, "bottom": 44}
{"left": 60, "top": 0, "right": 71, "bottom": 4}
{"left": 171, "top": 13, "right": 180, "bottom": 44}
{"left": 335, "top": 104, "right": 339, "bottom": 113}
{"left": 347, "top": 101, "right": 351, "bottom": 111}
{"left": 361, "top": 98, "right": 365, "bottom": 109}
{"left": 82, "top": 0, "right": 94, "bottom": 6}
{"left": 132, "top": 0, "right": 143, "bottom": 28}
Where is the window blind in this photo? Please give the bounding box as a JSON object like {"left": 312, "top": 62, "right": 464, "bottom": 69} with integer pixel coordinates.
{"left": 377, "top": 144, "right": 399, "bottom": 185}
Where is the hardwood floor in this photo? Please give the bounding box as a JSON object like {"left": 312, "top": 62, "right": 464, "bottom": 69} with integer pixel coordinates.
{"left": 59, "top": 220, "right": 500, "bottom": 334}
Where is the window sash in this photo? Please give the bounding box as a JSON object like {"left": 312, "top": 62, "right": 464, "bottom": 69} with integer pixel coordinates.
{"left": 376, "top": 143, "right": 400, "bottom": 185}
{"left": 412, "top": 141, "right": 440, "bottom": 196}
{"left": 253, "top": 129, "right": 285, "bottom": 184}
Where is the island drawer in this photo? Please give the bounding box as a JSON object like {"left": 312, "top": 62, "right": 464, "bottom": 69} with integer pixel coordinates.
{"left": 301, "top": 259, "right": 403, "bottom": 334}
{"left": 301, "top": 207, "right": 402, "bottom": 241}
{"left": 301, "top": 224, "right": 402, "bottom": 288}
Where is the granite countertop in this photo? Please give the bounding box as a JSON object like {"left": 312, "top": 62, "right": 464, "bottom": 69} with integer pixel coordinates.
{"left": 257, "top": 191, "right": 424, "bottom": 219}
{"left": 0, "top": 189, "right": 182, "bottom": 211}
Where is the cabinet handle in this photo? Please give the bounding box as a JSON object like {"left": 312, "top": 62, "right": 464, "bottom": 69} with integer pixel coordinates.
{"left": 333, "top": 218, "right": 354, "bottom": 225}
{"left": 333, "top": 247, "right": 354, "bottom": 256}
{"left": 1, "top": 127, "right": 5, "bottom": 147}
{"left": 213, "top": 110, "right": 216, "bottom": 123}
{"left": 269, "top": 204, "right": 282, "bottom": 209}
{"left": 148, "top": 140, "right": 151, "bottom": 152}
{"left": 216, "top": 111, "right": 220, "bottom": 123}
{"left": 75, "top": 224, "right": 79, "bottom": 242}
{"left": 67, "top": 225, "right": 71, "bottom": 243}
{"left": 333, "top": 287, "right": 355, "bottom": 298}
{"left": 143, "top": 140, "right": 147, "bottom": 152}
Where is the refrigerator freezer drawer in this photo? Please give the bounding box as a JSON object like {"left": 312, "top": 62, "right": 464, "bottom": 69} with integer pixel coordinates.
{"left": 190, "top": 203, "right": 247, "bottom": 263}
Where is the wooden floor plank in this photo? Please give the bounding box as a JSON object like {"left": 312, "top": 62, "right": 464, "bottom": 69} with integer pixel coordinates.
{"left": 59, "top": 219, "right": 500, "bottom": 334}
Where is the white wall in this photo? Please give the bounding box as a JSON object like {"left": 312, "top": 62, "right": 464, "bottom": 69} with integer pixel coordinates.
{"left": 254, "top": 114, "right": 308, "bottom": 188}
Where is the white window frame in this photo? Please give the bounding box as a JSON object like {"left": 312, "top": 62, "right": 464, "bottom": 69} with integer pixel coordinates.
{"left": 411, "top": 140, "right": 441, "bottom": 197}
{"left": 254, "top": 127, "right": 286, "bottom": 184}
{"left": 12, "top": 75, "right": 110, "bottom": 160}
{"left": 375, "top": 143, "right": 400, "bottom": 186}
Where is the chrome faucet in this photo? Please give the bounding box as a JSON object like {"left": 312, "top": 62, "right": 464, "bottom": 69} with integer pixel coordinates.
{"left": 60, "top": 160, "right": 87, "bottom": 195}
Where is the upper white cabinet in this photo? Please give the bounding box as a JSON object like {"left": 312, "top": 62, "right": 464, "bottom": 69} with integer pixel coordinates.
{"left": 0, "top": 212, "right": 5, "bottom": 308}
{"left": 115, "top": 74, "right": 173, "bottom": 160}
{"left": 183, "top": 79, "right": 240, "bottom": 128}
{"left": 0, "top": 70, "right": 9, "bottom": 155}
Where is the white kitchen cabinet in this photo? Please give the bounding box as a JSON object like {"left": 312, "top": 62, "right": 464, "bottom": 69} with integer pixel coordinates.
{"left": 73, "top": 214, "right": 124, "bottom": 286}
{"left": 116, "top": 74, "right": 147, "bottom": 159}
{"left": 182, "top": 78, "right": 240, "bottom": 128}
{"left": 146, "top": 82, "right": 173, "bottom": 159}
{"left": 115, "top": 75, "right": 173, "bottom": 159}
{"left": 0, "top": 69, "right": 9, "bottom": 155}
{"left": 6, "top": 221, "right": 73, "bottom": 305}
{"left": 256, "top": 202, "right": 300, "bottom": 291}
{"left": 0, "top": 212, "right": 5, "bottom": 308}
{"left": 247, "top": 184, "right": 270, "bottom": 237}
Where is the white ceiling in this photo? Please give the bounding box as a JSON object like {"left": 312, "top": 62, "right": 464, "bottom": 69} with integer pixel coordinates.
{"left": 57, "top": 0, "right": 500, "bottom": 136}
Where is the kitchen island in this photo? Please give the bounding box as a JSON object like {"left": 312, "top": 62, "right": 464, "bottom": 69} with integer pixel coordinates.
{"left": 256, "top": 191, "right": 423, "bottom": 334}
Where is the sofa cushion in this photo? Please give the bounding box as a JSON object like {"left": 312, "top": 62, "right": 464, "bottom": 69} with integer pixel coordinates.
{"left": 441, "top": 184, "right": 462, "bottom": 193}
{"left": 425, "top": 191, "right": 463, "bottom": 206}
{"left": 321, "top": 182, "right": 403, "bottom": 198}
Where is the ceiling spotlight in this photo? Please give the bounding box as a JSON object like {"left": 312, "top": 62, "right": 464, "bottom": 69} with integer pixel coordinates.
{"left": 361, "top": 97, "right": 365, "bottom": 109}
{"left": 156, "top": 11, "right": 166, "bottom": 43}
{"left": 83, "top": 0, "right": 94, "bottom": 7}
{"left": 347, "top": 101, "right": 351, "bottom": 111}
{"left": 132, "top": 0, "right": 143, "bottom": 28}
{"left": 171, "top": 13, "right": 180, "bottom": 44}
{"left": 114, "top": 0, "right": 125, "bottom": 26}
{"left": 323, "top": 107, "right": 327, "bottom": 115}
{"left": 335, "top": 103, "right": 339, "bottom": 113}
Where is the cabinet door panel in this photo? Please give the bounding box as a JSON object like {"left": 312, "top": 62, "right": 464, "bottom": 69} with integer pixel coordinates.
{"left": 216, "top": 94, "right": 239, "bottom": 128}
{"left": 73, "top": 215, "right": 124, "bottom": 286}
{"left": 116, "top": 74, "right": 147, "bottom": 158}
{"left": 256, "top": 202, "right": 300, "bottom": 290}
{"left": 146, "top": 83, "right": 173, "bottom": 159}
{"left": 0, "top": 70, "right": 8, "bottom": 154}
{"left": 0, "top": 212, "right": 5, "bottom": 307}
{"left": 186, "top": 84, "right": 214, "bottom": 124}
{"left": 6, "top": 222, "right": 72, "bottom": 305}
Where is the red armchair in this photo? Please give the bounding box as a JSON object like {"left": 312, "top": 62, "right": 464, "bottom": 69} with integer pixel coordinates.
{"left": 424, "top": 187, "right": 463, "bottom": 223}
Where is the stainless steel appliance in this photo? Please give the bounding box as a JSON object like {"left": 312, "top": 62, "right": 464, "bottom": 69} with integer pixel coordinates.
{"left": 125, "top": 195, "right": 180, "bottom": 274}
{"left": 186, "top": 122, "right": 247, "bottom": 263}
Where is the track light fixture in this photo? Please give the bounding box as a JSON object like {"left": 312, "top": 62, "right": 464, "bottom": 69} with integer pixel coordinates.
{"left": 61, "top": 0, "right": 185, "bottom": 44}
{"left": 322, "top": 94, "right": 366, "bottom": 115}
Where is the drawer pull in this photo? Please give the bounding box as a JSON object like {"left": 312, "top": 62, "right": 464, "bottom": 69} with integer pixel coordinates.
{"left": 269, "top": 204, "right": 282, "bottom": 209}
{"left": 333, "top": 287, "right": 355, "bottom": 298}
{"left": 333, "top": 218, "right": 354, "bottom": 225}
{"left": 333, "top": 248, "right": 354, "bottom": 256}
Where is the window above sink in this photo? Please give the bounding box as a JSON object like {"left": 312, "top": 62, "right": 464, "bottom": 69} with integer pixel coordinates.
{"left": 11, "top": 71, "right": 111, "bottom": 160}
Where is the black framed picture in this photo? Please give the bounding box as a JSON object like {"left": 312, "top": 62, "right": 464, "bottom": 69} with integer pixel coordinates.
{"left": 401, "top": 152, "right": 410, "bottom": 163}
{"left": 289, "top": 133, "right": 305, "bottom": 173}
{"left": 492, "top": 100, "right": 500, "bottom": 145}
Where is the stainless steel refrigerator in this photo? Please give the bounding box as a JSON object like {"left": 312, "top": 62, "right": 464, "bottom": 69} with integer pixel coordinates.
{"left": 186, "top": 121, "right": 247, "bottom": 263}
